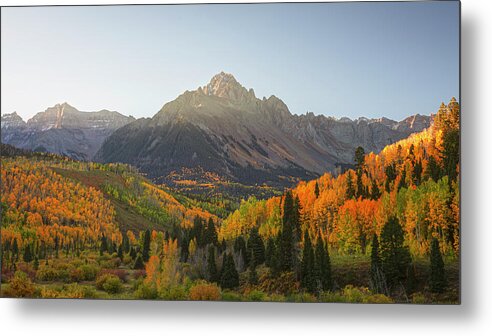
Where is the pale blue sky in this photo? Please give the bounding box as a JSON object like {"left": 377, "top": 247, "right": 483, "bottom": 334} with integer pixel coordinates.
{"left": 1, "top": 2, "right": 459, "bottom": 121}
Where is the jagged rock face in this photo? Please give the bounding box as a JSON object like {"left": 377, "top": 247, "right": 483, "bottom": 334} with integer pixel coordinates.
{"left": 1, "top": 103, "right": 135, "bottom": 161}
{"left": 96, "top": 72, "right": 431, "bottom": 187}
{"left": 1, "top": 112, "right": 27, "bottom": 131}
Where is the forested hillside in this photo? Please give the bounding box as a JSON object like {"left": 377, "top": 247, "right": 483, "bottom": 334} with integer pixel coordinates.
{"left": 1, "top": 99, "right": 459, "bottom": 303}
{"left": 220, "top": 98, "right": 460, "bottom": 257}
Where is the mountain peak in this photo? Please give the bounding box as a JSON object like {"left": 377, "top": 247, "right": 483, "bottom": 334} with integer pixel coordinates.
{"left": 201, "top": 72, "right": 256, "bottom": 102}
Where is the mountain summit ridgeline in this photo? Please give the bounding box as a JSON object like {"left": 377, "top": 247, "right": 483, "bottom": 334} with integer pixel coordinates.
{"left": 95, "top": 72, "right": 431, "bottom": 187}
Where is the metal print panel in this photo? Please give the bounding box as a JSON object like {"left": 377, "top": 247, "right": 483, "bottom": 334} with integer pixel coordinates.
{"left": 0, "top": 1, "right": 460, "bottom": 303}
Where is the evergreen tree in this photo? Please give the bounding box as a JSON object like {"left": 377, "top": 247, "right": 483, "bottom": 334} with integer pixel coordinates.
{"left": 130, "top": 246, "right": 137, "bottom": 260}
{"left": 425, "top": 156, "right": 441, "bottom": 182}
{"left": 270, "top": 234, "right": 282, "bottom": 277}
{"left": 354, "top": 146, "right": 365, "bottom": 171}
{"left": 408, "top": 144, "right": 415, "bottom": 160}
{"left": 370, "top": 233, "right": 386, "bottom": 294}
{"left": 219, "top": 252, "right": 227, "bottom": 280}
{"left": 314, "top": 181, "right": 320, "bottom": 198}
{"left": 300, "top": 231, "right": 316, "bottom": 293}
{"left": 220, "top": 239, "right": 227, "bottom": 254}
{"left": 265, "top": 237, "right": 276, "bottom": 267}
{"left": 23, "top": 244, "right": 33, "bottom": 263}
{"left": 346, "top": 171, "right": 355, "bottom": 199}
{"left": 192, "top": 216, "right": 204, "bottom": 247}
{"left": 413, "top": 159, "right": 423, "bottom": 186}
{"left": 354, "top": 146, "right": 366, "bottom": 199}
{"left": 220, "top": 253, "right": 239, "bottom": 289}
{"left": 234, "top": 236, "right": 248, "bottom": 267}
{"left": 248, "top": 253, "right": 258, "bottom": 285}
{"left": 133, "top": 253, "right": 144, "bottom": 269}
{"left": 406, "top": 262, "right": 418, "bottom": 294}
{"left": 180, "top": 237, "right": 189, "bottom": 262}
{"left": 356, "top": 169, "right": 365, "bottom": 199}
{"left": 117, "top": 244, "right": 123, "bottom": 259}
{"left": 385, "top": 164, "right": 397, "bottom": 193}
{"left": 122, "top": 232, "right": 130, "bottom": 254}
{"left": 429, "top": 238, "right": 446, "bottom": 293}
{"left": 12, "top": 238, "right": 19, "bottom": 262}
{"left": 99, "top": 235, "right": 108, "bottom": 256}
{"left": 293, "top": 196, "right": 302, "bottom": 241}
{"left": 142, "top": 229, "right": 151, "bottom": 262}
{"left": 207, "top": 246, "right": 218, "bottom": 283}
{"left": 280, "top": 191, "right": 295, "bottom": 272}
{"left": 247, "top": 227, "right": 265, "bottom": 266}
{"left": 204, "top": 218, "right": 218, "bottom": 246}
{"left": 443, "top": 128, "right": 460, "bottom": 187}
{"left": 380, "top": 217, "right": 412, "bottom": 290}
{"left": 33, "top": 256, "right": 39, "bottom": 270}
{"left": 370, "top": 179, "right": 381, "bottom": 200}
{"left": 397, "top": 167, "right": 407, "bottom": 191}
{"left": 108, "top": 240, "right": 114, "bottom": 254}
{"left": 315, "top": 236, "right": 332, "bottom": 291}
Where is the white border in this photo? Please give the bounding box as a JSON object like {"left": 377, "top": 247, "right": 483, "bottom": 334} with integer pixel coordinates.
{"left": 2, "top": 0, "right": 491, "bottom": 335}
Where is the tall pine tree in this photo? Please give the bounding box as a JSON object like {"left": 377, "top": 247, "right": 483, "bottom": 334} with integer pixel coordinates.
{"left": 429, "top": 238, "right": 446, "bottom": 293}
{"left": 280, "top": 191, "right": 296, "bottom": 272}
{"left": 142, "top": 229, "right": 151, "bottom": 262}
{"left": 220, "top": 253, "right": 239, "bottom": 289}
{"left": 207, "top": 245, "right": 218, "bottom": 283}
{"left": 204, "top": 218, "right": 218, "bottom": 246}
{"left": 370, "top": 233, "right": 387, "bottom": 294}
{"left": 265, "top": 237, "right": 275, "bottom": 268}
{"left": 315, "top": 236, "right": 332, "bottom": 291}
{"left": 247, "top": 227, "right": 265, "bottom": 266}
{"left": 346, "top": 171, "right": 355, "bottom": 199}
{"left": 380, "top": 217, "right": 412, "bottom": 290}
{"left": 99, "top": 235, "right": 108, "bottom": 256}
{"left": 300, "top": 231, "right": 316, "bottom": 293}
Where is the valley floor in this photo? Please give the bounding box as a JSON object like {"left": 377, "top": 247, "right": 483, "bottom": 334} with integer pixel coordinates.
{"left": 0, "top": 252, "right": 459, "bottom": 304}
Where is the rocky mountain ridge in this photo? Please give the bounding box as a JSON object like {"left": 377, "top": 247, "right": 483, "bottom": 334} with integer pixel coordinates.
{"left": 95, "top": 72, "right": 432, "bottom": 187}
{"left": 1, "top": 103, "right": 135, "bottom": 161}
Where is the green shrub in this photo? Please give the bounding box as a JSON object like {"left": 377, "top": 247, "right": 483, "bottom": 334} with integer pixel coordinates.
{"left": 36, "top": 266, "right": 59, "bottom": 282}
{"left": 95, "top": 274, "right": 122, "bottom": 293}
{"left": 412, "top": 292, "right": 427, "bottom": 304}
{"left": 342, "top": 285, "right": 368, "bottom": 303}
{"left": 102, "top": 276, "right": 122, "bottom": 294}
{"left": 40, "top": 286, "right": 61, "bottom": 298}
{"left": 320, "top": 286, "right": 393, "bottom": 303}
{"left": 134, "top": 282, "right": 158, "bottom": 300}
{"left": 363, "top": 294, "right": 393, "bottom": 303}
{"left": 69, "top": 259, "right": 84, "bottom": 268}
{"left": 122, "top": 254, "right": 133, "bottom": 265}
{"left": 5, "top": 271, "right": 35, "bottom": 298}
{"left": 158, "top": 285, "right": 188, "bottom": 301}
{"left": 247, "top": 290, "right": 267, "bottom": 302}
{"left": 319, "top": 291, "right": 347, "bottom": 303}
{"left": 99, "top": 258, "right": 120, "bottom": 269}
{"left": 36, "top": 264, "right": 71, "bottom": 282}
{"left": 78, "top": 264, "right": 100, "bottom": 281}
{"left": 268, "top": 293, "right": 286, "bottom": 302}
{"left": 287, "top": 292, "right": 317, "bottom": 303}
{"left": 221, "top": 291, "right": 242, "bottom": 302}
{"left": 59, "top": 284, "right": 86, "bottom": 298}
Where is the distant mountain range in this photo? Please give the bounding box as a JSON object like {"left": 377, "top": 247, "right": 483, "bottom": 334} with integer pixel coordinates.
{"left": 1, "top": 103, "right": 135, "bottom": 161}
{"left": 94, "top": 72, "right": 431, "bottom": 187}
{"left": 1, "top": 73, "right": 431, "bottom": 187}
